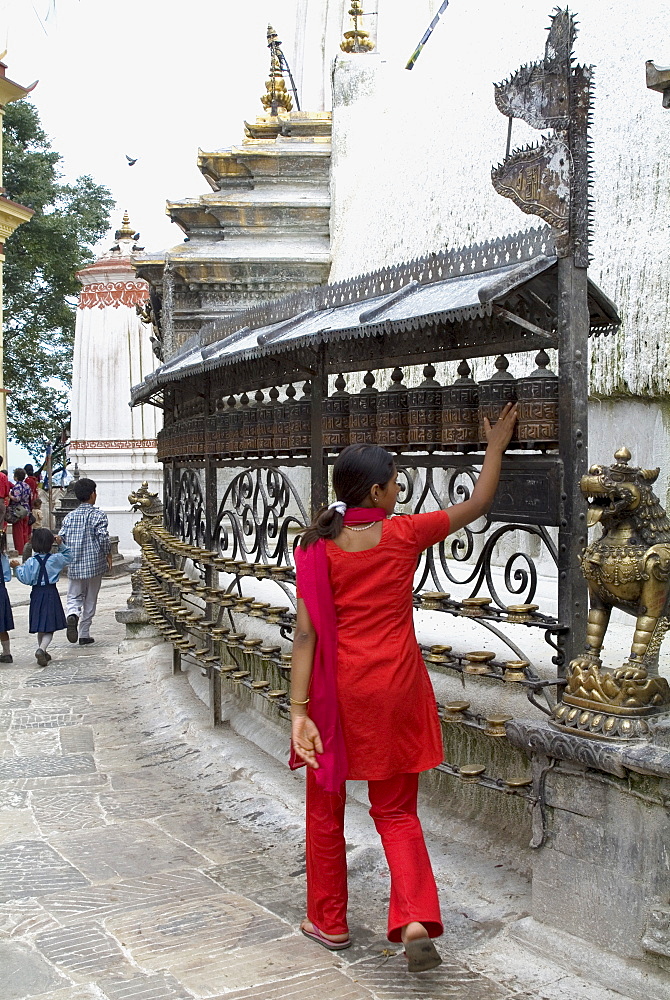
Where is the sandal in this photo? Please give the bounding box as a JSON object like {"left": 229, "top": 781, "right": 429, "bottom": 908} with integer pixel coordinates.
{"left": 301, "top": 921, "right": 351, "bottom": 951}
{"left": 404, "top": 936, "right": 442, "bottom": 973}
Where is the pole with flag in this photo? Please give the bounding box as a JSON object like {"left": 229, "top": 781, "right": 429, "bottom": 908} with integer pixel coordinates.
{"left": 45, "top": 443, "right": 53, "bottom": 530}
{"left": 405, "top": 0, "right": 450, "bottom": 71}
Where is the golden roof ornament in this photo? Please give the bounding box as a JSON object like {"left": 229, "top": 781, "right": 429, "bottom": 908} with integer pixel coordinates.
{"left": 341, "top": 2, "right": 375, "bottom": 53}
{"left": 114, "top": 210, "right": 137, "bottom": 242}
{"left": 260, "top": 25, "right": 293, "bottom": 116}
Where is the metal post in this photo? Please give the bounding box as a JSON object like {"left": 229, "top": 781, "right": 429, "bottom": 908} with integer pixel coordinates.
{"left": 556, "top": 256, "right": 590, "bottom": 672}
{"left": 203, "top": 378, "right": 222, "bottom": 723}
{"left": 171, "top": 461, "right": 180, "bottom": 535}
{"left": 310, "top": 349, "right": 327, "bottom": 512}
{"left": 209, "top": 667, "right": 222, "bottom": 726}
{"left": 46, "top": 448, "right": 53, "bottom": 530}
{"left": 204, "top": 379, "right": 217, "bottom": 556}
{"left": 172, "top": 647, "right": 182, "bottom": 675}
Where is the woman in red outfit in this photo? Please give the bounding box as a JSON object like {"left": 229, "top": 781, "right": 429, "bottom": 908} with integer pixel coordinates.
{"left": 9, "top": 468, "right": 32, "bottom": 556}
{"left": 290, "top": 402, "right": 517, "bottom": 973}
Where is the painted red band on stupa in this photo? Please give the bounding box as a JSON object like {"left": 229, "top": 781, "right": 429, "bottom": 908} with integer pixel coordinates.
{"left": 78, "top": 281, "right": 148, "bottom": 310}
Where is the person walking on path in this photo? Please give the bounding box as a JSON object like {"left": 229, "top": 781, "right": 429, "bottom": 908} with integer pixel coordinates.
{"left": 290, "top": 403, "right": 518, "bottom": 974}
{"left": 24, "top": 464, "right": 40, "bottom": 504}
{"left": 59, "top": 477, "right": 111, "bottom": 646}
{"left": 0, "top": 458, "right": 11, "bottom": 526}
{"left": 0, "top": 531, "right": 15, "bottom": 662}
{"left": 8, "top": 468, "right": 32, "bottom": 555}
{"left": 14, "top": 527, "right": 71, "bottom": 667}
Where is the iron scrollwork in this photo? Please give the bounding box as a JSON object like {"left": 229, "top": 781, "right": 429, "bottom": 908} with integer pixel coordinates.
{"left": 164, "top": 466, "right": 175, "bottom": 534}
{"left": 400, "top": 466, "right": 558, "bottom": 608}
{"left": 174, "top": 468, "right": 206, "bottom": 547}
{"left": 213, "top": 466, "right": 309, "bottom": 565}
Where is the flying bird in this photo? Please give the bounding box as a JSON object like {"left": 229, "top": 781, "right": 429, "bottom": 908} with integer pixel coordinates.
{"left": 125, "top": 155, "right": 138, "bottom": 166}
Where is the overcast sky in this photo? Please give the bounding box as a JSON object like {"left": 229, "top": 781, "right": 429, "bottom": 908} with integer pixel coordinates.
{"left": 1, "top": 0, "right": 310, "bottom": 467}
{"left": 1, "top": 0, "right": 305, "bottom": 252}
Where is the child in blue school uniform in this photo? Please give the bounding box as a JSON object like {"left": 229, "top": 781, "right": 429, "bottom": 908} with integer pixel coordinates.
{"left": 0, "top": 532, "right": 15, "bottom": 663}
{"left": 14, "top": 528, "right": 71, "bottom": 667}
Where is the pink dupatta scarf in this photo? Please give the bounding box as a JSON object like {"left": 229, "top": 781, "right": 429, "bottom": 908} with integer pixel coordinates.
{"left": 289, "top": 506, "right": 387, "bottom": 792}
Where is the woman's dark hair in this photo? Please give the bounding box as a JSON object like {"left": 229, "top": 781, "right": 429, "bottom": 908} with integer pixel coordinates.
{"left": 299, "top": 444, "right": 394, "bottom": 549}
{"left": 31, "top": 528, "right": 55, "bottom": 554}
{"left": 13, "top": 468, "right": 25, "bottom": 481}
{"left": 24, "top": 464, "right": 34, "bottom": 476}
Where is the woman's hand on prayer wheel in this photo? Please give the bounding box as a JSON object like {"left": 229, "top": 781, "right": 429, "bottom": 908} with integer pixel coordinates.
{"left": 291, "top": 714, "right": 324, "bottom": 769}
{"left": 483, "top": 401, "right": 518, "bottom": 452}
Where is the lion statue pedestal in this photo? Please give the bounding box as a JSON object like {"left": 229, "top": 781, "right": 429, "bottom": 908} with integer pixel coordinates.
{"left": 551, "top": 448, "right": 670, "bottom": 740}
{"left": 115, "top": 482, "right": 165, "bottom": 646}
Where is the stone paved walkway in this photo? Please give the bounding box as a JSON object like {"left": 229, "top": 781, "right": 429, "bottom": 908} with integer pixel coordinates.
{"left": 0, "top": 578, "right": 624, "bottom": 1000}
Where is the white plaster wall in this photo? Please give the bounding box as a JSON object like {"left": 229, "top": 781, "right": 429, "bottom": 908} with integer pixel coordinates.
{"left": 71, "top": 304, "right": 161, "bottom": 443}
{"left": 328, "top": 0, "right": 670, "bottom": 400}
{"left": 70, "top": 293, "right": 163, "bottom": 556}
{"left": 291, "top": 0, "right": 348, "bottom": 111}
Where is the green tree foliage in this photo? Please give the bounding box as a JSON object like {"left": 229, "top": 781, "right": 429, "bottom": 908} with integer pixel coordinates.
{"left": 2, "top": 100, "right": 114, "bottom": 460}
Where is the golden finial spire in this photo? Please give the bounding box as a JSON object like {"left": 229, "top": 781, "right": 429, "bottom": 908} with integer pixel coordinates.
{"left": 114, "top": 210, "right": 136, "bottom": 242}
{"left": 340, "top": 2, "right": 375, "bottom": 53}
{"left": 260, "top": 25, "right": 293, "bottom": 116}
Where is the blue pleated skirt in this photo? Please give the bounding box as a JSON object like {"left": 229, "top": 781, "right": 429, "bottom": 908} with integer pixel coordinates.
{"left": 0, "top": 581, "right": 14, "bottom": 632}
{"left": 29, "top": 583, "right": 66, "bottom": 634}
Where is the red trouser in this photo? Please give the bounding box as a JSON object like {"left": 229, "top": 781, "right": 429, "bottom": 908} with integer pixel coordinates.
{"left": 12, "top": 517, "right": 31, "bottom": 556}
{"left": 306, "top": 769, "right": 443, "bottom": 942}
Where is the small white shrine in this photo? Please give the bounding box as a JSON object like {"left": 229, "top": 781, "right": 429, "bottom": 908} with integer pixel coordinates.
{"left": 69, "top": 213, "right": 162, "bottom": 556}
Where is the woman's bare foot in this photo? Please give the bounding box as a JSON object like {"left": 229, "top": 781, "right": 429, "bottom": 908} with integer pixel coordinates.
{"left": 401, "top": 921, "right": 429, "bottom": 944}
{"left": 300, "top": 919, "right": 349, "bottom": 943}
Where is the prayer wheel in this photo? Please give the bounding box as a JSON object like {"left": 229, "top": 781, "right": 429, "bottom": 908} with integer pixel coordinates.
{"left": 210, "top": 396, "right": 229, "bottom": 458}
{"left": 442, "top": 360, "right": 479, "bottom": 451}
{"left": 377, "top": 367, "right": 409, "bottom": 450}
{"left": 274, "top": 384, "right": 295, "bottom": 452}
{"left": 186, "top": 416, "right": 205, "bottom": 458}
{"left": 226, "top": 395, "right": 244, "bottom": 456}
{"left": 408, "top": 364, "right": 442, "bottom": 452}
{"left": 267, "top": 387, "right": 281, "bottom": 452}
{"left": 516, "top": 350, "right": 559, "bottom": 448}
{"left": 254, "top": 390, "right": 272, "bottom": 454}
{"left": 323, "top": 374, "right": 350, "bottom": 452}
{"left": 157, "top": 427, "right": 167, "bottom": 462}
{"left": 239, "top": 393, "right": 257, "bottom": 454}
{"left": 290, "top": 381, "right": 312, "bottom": 454}
{"left": 349, "top": 371, "right": 378, "bottom": 444}
{"left": 478, "top": 355, "right": 518, "bottom": 444}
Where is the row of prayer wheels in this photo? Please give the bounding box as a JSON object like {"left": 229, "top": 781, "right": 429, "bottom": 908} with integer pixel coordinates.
{"left": 157, "top": 352, "right": 558, "bottom": 460}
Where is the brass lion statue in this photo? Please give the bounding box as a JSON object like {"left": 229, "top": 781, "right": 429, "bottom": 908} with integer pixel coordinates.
{"left": 129, "top": 481, "right": 164, "bottom": 549}
{"left": 553, "top": 447, "right": 670, "bottom": 740}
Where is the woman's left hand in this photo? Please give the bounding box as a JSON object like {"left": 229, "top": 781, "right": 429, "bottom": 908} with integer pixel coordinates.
{"left": 291, "top": 714, "right": 323, "bottom": 769}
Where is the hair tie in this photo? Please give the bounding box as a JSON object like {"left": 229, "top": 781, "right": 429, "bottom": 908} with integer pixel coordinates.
{"left": 328, "top": 501, "right": 347, "bottom": 516}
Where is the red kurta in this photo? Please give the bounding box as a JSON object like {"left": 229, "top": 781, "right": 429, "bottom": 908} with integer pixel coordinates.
{"left": 325, "top": 510, "right": 450, "bottom": 781}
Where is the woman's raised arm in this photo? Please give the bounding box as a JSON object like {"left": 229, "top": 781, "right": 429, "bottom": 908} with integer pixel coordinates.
{"left": 447, "top": 402, "right": 518, "bottom": 534}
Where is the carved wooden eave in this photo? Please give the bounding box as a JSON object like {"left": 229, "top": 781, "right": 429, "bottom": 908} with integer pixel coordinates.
{"left": 0, "top": 60, "right": 37, "bottom": 107}
{"left": 0, "top": 195, "right": 34, "bottom": 248}
{"left": 131, "top": 228, "right": 619, "bottom": 407}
